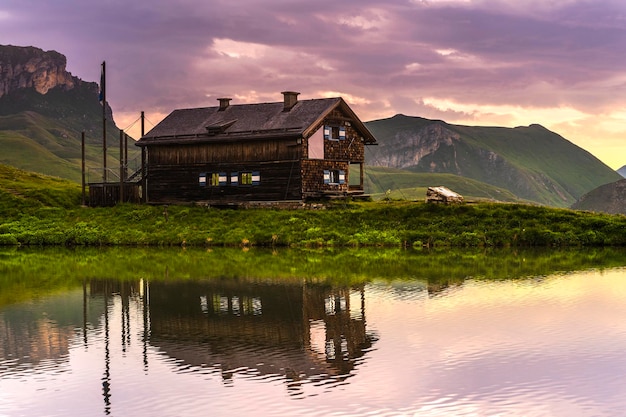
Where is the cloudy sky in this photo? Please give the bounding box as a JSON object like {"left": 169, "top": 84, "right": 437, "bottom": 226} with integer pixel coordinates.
{"left": 2, "top": 0, "right": 625, "bottom": 168}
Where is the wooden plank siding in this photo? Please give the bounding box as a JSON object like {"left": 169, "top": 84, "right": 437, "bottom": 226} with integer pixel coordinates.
{"left": 149, "top": 140, "right": 301, "bottom": 165}
{"left": 145, "top": 139, "right": 303, "bottom": 203}
{"left": 147, "top": 160, "right": 302, "bottom": 203}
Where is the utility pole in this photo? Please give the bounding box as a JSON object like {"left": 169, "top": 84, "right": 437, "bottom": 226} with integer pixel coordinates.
{"left": 141, "top": 111, "right": 147, "bottom": 203}
{"left": 101, "top": 61, "right": 107, "bottom": 182}
{"left": 119, "top": 129, "right": 124, "bottom": 203}
{"left": 81, "top": 131, "right": 86, "bottom": 206}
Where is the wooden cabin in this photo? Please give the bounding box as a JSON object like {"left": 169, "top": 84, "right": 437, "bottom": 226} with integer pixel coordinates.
{"left": 135, "top": 92, "right": 377, "bottom": 204}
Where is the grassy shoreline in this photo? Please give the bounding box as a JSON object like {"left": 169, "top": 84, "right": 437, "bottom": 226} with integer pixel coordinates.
{"left": 2, "top": 163, "right": 626, "bottom": 248}
{"left": 1, "top": 200, "right": 626, "bottom": 247}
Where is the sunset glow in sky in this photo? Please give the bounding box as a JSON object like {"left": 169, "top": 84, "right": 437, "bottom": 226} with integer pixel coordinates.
{"left": 2, "top": 0, "right": 625, "bottom": 168}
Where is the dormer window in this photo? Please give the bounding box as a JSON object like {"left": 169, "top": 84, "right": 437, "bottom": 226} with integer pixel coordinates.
{"left": 205, "top": 119, "right": 237, "bottom": 136}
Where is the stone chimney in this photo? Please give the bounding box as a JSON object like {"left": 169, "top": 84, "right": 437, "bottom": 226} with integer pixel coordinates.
{"left": 217, "top": 97, "right": 231, "bottom": 111}
{"left": 281, "top": 91, "right": 300, "bottom": 111}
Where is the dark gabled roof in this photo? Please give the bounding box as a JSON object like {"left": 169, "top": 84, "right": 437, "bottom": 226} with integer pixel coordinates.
{"left": 136, "top": 97, "right": 377, "bottom": 146}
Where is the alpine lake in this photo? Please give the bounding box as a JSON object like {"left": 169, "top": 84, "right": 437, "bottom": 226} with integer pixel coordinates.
{"left": 1, "top": 246, "right": 626, "bottom": 417}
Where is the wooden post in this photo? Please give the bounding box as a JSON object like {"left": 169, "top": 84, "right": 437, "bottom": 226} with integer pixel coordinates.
{"left": 81, "top": 131, "right": 86, "bottom": 206}
{"left": 119, "top": 129, "right": 124, "bottom": 204}
{"left": 360, "top": 163, "right": 364, "bottom": 189}
{"left": 124, "top": 132, "right": 128, "bottom": 181}
{"left": 141, "top": 147, "right": 146, "bottom": 203}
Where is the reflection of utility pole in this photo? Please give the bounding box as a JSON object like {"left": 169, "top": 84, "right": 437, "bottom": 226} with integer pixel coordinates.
{"left": 360, "top": 286, "right": 365, "bottom": 321}
{"left": 121, "top": 282, "right": 129, "bottom": 353}
{"left": 142, "top": 279, "right": 150, "bottom": 372}
{"left": 126, "top": 286, "right": 131, "bottom": 346}
{"left": 102, "top": 282, "right": 111, "bottom": 415}
{"left": 83, "top": 279, "right": 88, "bottom": 347}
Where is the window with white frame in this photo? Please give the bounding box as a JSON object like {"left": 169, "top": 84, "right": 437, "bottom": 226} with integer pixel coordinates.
{"left": 323, "top": 169, "right": 345, "bottom": 185}
{"left": 323, "top": 125, "right": 346, "bottom": 141}
{"left": 205, "top": 172, "right": 227, "bottom": 186}
{"left": 236, "top": 171, "right": 261, "bottom": 186}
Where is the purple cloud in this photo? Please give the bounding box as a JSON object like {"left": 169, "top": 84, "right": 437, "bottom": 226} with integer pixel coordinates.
{"left": 1, "top": 0, "right": 625, "bottom": 167}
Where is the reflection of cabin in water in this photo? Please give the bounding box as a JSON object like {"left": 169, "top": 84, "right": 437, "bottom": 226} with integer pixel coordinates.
{"left": 147, "top": 279, "right": 377, "bottom": 390}
{"left": 86, "top": 278, "right": 376, "bottom": 393}
{"left": 134, "top": 92, "right": 377, "bottom": 205}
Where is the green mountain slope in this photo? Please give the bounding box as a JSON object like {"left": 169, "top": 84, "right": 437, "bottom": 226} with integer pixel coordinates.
{"left": 0, "top": 163, "right": 81, "bottom": 213}
{"left": 365, "top": 115, "right": 621, "bottom": 207}
{"left": 0, "top": 84, "right": 137, "bottom": 183}
{"left": 364, "top": 166, "right": 523, "bottom": 202}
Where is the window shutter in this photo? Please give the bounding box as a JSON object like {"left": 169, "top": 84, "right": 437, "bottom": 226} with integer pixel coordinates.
{"left": 323, "top": 170, "right": 330, "bottom": 184}
{"left": 199, "top": 173, "right": 207, "bottom": 187}
{"left": 219, "top": 172, "right": 228, "bottom": 186}
{"left": 323, "top": 126, "right": 330, "bottom": 140}
{"left": 230, "top": 172, "right": 239, "bottom": 186}
{"left": 339, "top": 170, "right": 346, "bottom": 184}
{"left": 339, "top": 126, "right": 346, "bottom": 140}
{"left": 252, "top": 171, "right": 260, "bottom": 186}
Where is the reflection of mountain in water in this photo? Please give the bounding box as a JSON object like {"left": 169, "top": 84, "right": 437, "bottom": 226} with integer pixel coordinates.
{"left": 147, "top": 279, "right": 378, "bottom": 394}
{"left": 0, "top": 286, "right": 105, "bottom": 372}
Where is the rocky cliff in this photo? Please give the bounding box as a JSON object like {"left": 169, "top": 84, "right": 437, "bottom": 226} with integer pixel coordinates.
{"left": 0, "top": 45, "right": 77, "bottom": 98}
{"left": 368, "top": 122, "right": 462, "bottom": 169}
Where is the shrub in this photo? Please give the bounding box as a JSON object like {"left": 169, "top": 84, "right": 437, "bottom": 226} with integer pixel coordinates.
{"left": 0, "top": 233, "right": 18, "bottom": 246}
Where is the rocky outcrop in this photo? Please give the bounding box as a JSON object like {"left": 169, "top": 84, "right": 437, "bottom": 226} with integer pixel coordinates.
{"left": 0, "top": 45, "right": 76, "bottom": 98}
{"left": 367, "top": 121, "right": 461, "bottom": 169}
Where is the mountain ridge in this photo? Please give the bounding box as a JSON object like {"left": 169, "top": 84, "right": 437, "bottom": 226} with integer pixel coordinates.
{"left": 364, "top": 114, "right": 621, "bottom": 207}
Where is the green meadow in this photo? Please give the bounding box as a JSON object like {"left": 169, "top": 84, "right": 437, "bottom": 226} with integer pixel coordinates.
{"left": 1, "top": 163, "right": 626, "bottom": 247}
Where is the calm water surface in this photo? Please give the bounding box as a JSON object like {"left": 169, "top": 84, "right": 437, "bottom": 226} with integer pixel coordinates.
{"left": 1, "top": 248, "right": 626, "bottom": 416}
